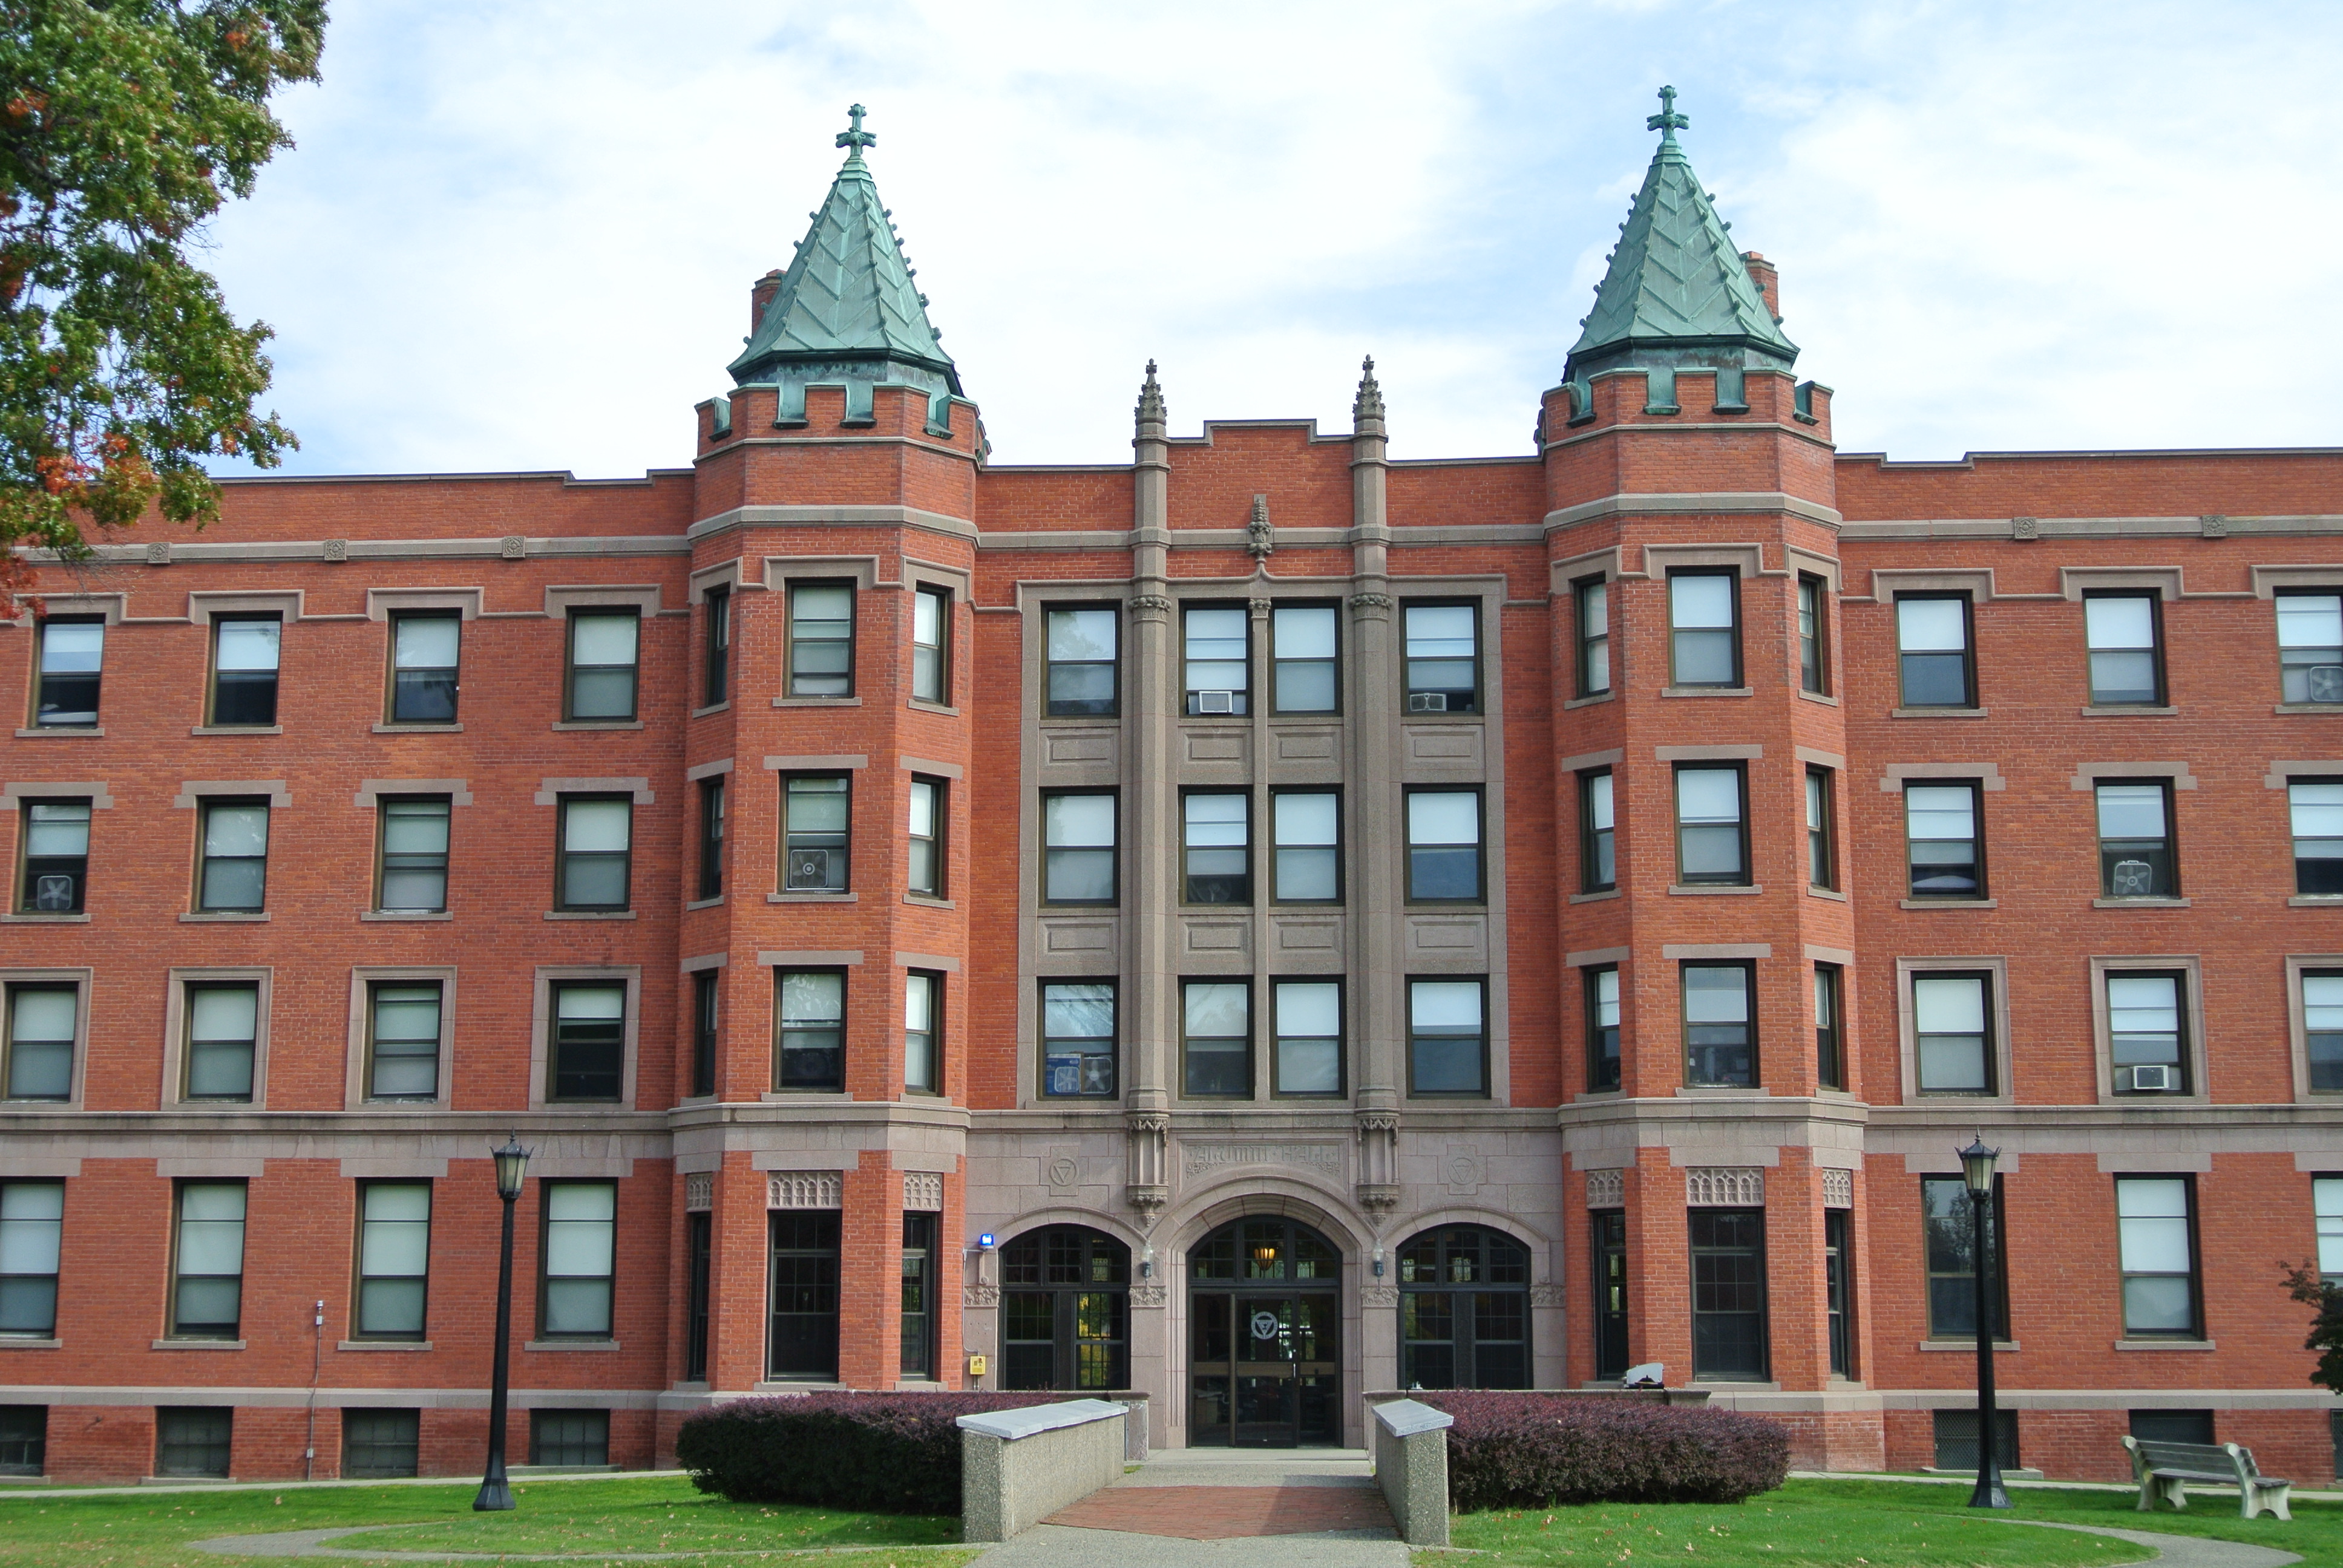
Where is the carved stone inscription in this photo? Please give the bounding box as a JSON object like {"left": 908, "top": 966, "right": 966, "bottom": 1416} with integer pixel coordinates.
{"left": 1181, "top": 1142, "right": 1343, "bottom": 1180}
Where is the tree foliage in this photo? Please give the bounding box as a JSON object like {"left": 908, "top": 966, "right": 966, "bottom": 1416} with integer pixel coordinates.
{"left": 2282, "top": 1259, "right": 2343, "bottom": 1394}
{"left": 0, "top": 0, "right": 321, "bottom": 586}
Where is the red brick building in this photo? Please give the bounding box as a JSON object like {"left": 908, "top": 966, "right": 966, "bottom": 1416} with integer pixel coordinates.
{"left": 2, "top": 97, "right": 2339, "bottom": 1485}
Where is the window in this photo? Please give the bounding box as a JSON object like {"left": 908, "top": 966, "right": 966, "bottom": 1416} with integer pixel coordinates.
{"left": 343, "top": 1409, "right": 419, "bottom": 1479}
{"left": 1000, "top": 1226, "right": 1129, "bottom": 1390}
{"left": 1044, "top": 607, "right": 1118, "bottom": 716}
{"left": 1575, "top": 577, "right": 1610, "bottom": 697}
{"left": 1824, "top": 1208, "right": 1854, "bottom": 1377}
{"left": 2277, "top": 590, "right": 2343, "bottom": 704}
{"left": 1404, "top": 601, "right": 1479, "bottom": 712}
{"left": 0, "top": 1405, "right": 45, "bottom": 1475}
{"left": 900, "top": 1212, "right": 936, "bottom": 1377}
{"left": 2315, "top": 1177, "right": 2343, "bottom": 1277}
{"left": 170, "top": 1181, "right": 245, "bottom": 1337}
{"left": 2, "top": 985, "right": 74, "bottom": 1102}
{"left": 2097, "top": 780, "right": 2176, "bottom": 897}
{"left": 1683, "top": 962, "right": 1755, "bottom": 1088}
{"left": 911, "top": 586, "right": 949, "bottom": 704}
{"left": 548, "top": 981, "right": 624, "bottom": 1102}
{"left": 2085, "top": 592, "right": 2163, "bottom": 705}
{"left": 354, "top": 1182, "right": 430, "bottom": 1340}
{"left": 905, "top": 970, "right": 940, "bottom": 1094}
{"left": 1406, "top": 789, "right": 1483, "bottom": 901}
{"left": 2292, "top": 780, "right": 2343, "bottom": 894}
{"left": 1673, "top": 766, "right": 1746, "bottom": 886}
{"left": 387, "top": 612, "right": 459, "bottom": 723}
{"left": 377, "top": 796, "right": 450, "bottom": 913}
{"left": 1913, "top": 972, "right": 1992, "bottom": 1094}
{"left": 1805, "top": 767, "right": 1835, "bottom": 890}
{"left": 1896, "top": 594, "right": 1973, "bottom": 707}
{"left": 775, "top": 970, "right": 845, "bottom": 1092}
{"left": 1688, "top": 1208, "right": 1768, "bottom": 1380}
{"left": 683, "top": 1210, "right": 711, "bottom": 1380}
{"left": 208, "top": 615, "right": 280, "bottom": 726}
{"left": 556, "top": 795, "right": 631, "bottom": 910}
{"left": 702, "top": 586, "right": 730, "bottom": 707}
{"left": 1815, "top": 964, "right": 1844, "bottom": 1091}
{"left": 1593, "top": 1210, "right": 1629, "bottom": 1380}
{"left": 1904, "top": 782, "right": 1982, "bottom": 898}
{"left": 1182, "top": 604, "right": 1248, "bottom": 714}
{"left": 1668, "top": 570, "right": 1739, "bottom": 687}
{"left": 2130, "top": 1410, "right": 2216, "bottom": 1448}
{"left": 1398, "top": 1225, "right": 1531, "bottom": 1389}
{"left": 1797, "top": 573, "right": 1829, "bottom": 695}
{"left": 769, "top": 1210, "right": 841, "bottom": 1379}
{"left": 690, "top": 971, "right": 718, "bottom": 1098}
{"left": 1182, "top": 792, "right": 1250, "bottom": 905}
{"left": 156, "top": 1408, "right": 231, "bottom": 1477}
{"left": 1271, "top": 791, "right": 1339, "bottom": 903}
{"left": 1271, "top": 604, "right": 1337, "bottom": 713}
{"left": 1585, "top": 965, "right": 1621, "bottom": 1092}
{"left": 695, "top": 777, "right": 725, "bottom": 900}
{"left": 2305, "top": 973, "right": 2343, "bottom": 1093}
{"left": 779, "top": 774, "right": 849, "bottom": 893}
{"left": 365, "top": 981, "right": 442, "bottom": 1103}
{"left": 2108, "top": 971, "right": 2188, "bottom": 1096}
{"left": 787, "top": 583, "right": 855, "bottom": 696}
{"left": 1041, "top": 981, "right": 1115, "bottom": 1098}
{"left": 196, "top": 799, "right": 268, "bottom": 912}
{"left": 18, "top": 798, "right": 89, "bottom": 913}
{"left": 539, "top": 1181, "right": 615, "bottom": 1338}
{"left": 1408, "top": 978, "right": 1486, "bottom": 1096}
{"left": 1934, "top": 1410, "right": 2019, "bottom": 1472}
{"left": 2117, "top": 1176, "right": 2200, "bottom": 1338}
{"left": 182, "top": 982, "right": 258, "bottom": 1102}
{"left": 1041, "top": 792, "right": 1116, "bottom": 904}
{"left": 529, "top": 1410, "right": 609, "bottom": 1466}
{"left": 31, "top": 616, "right": 101, "bottom": 726}
{"left": 566, "top": 610, "right": 638, "bottom": 720}
{"left": 1922, "top": 1174, "right": 2007, "bottom": 1338}
{"left": 906, "top": 776, "right": 943, "bottom": 897}
{"left": 1273, "top": 980, "right": 1342, "bottom": 1096}
{"left": 0, "top": 1181, "right": 62, "bottom": 1336}
{"left": 1580, "top": 770, "right": 1615, "bottom": 892}
{"left": 1182, "top": 980, "right": 1251, "bottom": 1098}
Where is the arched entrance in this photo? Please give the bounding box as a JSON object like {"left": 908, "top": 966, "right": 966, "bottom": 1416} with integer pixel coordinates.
{"left": 998, "top": 1225, "right": 1129, "bottom": 1390}
{"left": 1187, "top": 1217, "right": 1341, "bottom": 1448}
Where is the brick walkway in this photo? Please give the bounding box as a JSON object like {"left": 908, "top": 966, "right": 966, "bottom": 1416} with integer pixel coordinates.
{"left": 1044, "top": 1483, "right": 1394, "bottom": 1540}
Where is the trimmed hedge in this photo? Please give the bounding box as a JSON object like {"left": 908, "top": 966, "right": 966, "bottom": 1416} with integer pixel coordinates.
{"left": 674, "top": 1391, "right": 1070, "bottom": 1514}
{"left": 1421, "top": 1393, "right": 1789, "bottom": 1509}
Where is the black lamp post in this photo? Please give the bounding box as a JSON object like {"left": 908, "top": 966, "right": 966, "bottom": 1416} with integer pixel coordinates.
{"left": 474, "top": 1133, "right": 532, "bottom": 1512}
{"left": 1959, "top": 1134, "right": 2011, "bottom": 1511}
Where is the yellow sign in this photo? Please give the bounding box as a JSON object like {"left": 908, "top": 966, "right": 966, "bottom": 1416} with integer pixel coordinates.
{"left": 966, "top": 1354, "right": 988, "bottom": 1379}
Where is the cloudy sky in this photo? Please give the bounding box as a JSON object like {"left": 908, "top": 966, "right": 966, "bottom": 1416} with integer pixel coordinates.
{"left": 205, "top": 0, "right": 2343, "bottom": 479}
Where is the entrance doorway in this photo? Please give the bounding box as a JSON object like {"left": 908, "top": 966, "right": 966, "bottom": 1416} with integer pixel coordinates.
{"left": 1188, "top": 1218, "right": 1341, "bottom": 1447}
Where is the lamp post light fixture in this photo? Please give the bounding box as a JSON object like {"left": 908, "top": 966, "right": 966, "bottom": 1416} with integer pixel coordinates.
{"left": 1958, "top": 1133, "right": 2010, "bottom": 1511}
{"left": 474, "top": 1132, "right": 533, "bottom": 1512}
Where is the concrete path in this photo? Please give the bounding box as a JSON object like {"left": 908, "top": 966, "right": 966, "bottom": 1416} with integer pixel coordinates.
{"left": 1996, "top": 1517, "right": 2301, "bottom": 1567}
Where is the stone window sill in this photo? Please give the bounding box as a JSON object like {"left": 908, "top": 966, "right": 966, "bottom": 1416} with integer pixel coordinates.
{"left": 1797, "top": 690, "right": 1841, "bottom": 706}
{"left": 1919, "top": 1339, "right": 2018, "bottom": 1352}
{"left": 905, "top": 893, "right": 955, "bottom": 910}
{"left": 1562, "top": 691, "right": 1614, "bottom": 710}
{"left": 525, "top": 1338, "right": 620, "bottom": 1352}
{"left": 2114, "top": 1338, "right": 2215, "bottom": 1351}
{"left": 908, "top": 699, "right": 960, "bottom": 717}
{"left": 363, "top": 910, "right": 452, "bottom": 922}
{"left": 1670, "top": 884, "right": 1763, "bottom": 896}
{"left": 770, "top": 892, "right": 857, "bottom": 904}
{"left": 552, "top": 720, "right": 644, "bottom": 731}
{"left": 2290, "top": 895, "right": 2343, "bottom": 907}
{"left": 15, "top": 727, "right": 103, "bottom": 738}
{"left": 0, "top": 1337, "right": 60, "bottom": 1349}
{"left": 182, "top": 912, "right": 268, "bottom": 923}
{"left": 773, "top": 696, "right": 862, "bottom": 708}
{"left": 1807, "top": 887, "right": 1848, "bottom": 902}
{"left": 373, "top": 722, "right": 463, "bottom": 734}
{"left": 755, "top": 1380, "right": 847, "bottom": 1392}
{"left": 2081, "top": 705, "right": 2176, "bottom": 717}
{"left": 338, "top": 1339, "right": 433, "bottom": 1352}
{"left": 1661, "top": 686, "right": 1751, "bottom": 699}
{"left": 153, "top": 1338, "right": 244, "bottom": 1350}
{"left": 191, "top": 725, "right": 283, "bottom": 737}
{"left": 1569, "top": 888, "right": 1620, "bottom": 904}
{"left": 1903, "top": 898, "right": 1997, "bottom": 910}
{"left": 546, "top": 909, "right": 637, "bottom": 920}
{"left": 1676, "top": 1086, "right": 1768, "bottom": 1097}
{"left": 2094, "top": 897, "right": 2189, "bottom": 909}
{"left": 761, "top": 1090, "right": 854, "bottom": 1104}
{"left": 1891, "top": 707, "right": 1987, "bottom": 719}
{"left": 2273, "top": 704, "right": 2343, "bottom": 716}
{"left": 1686, "top": 1379, "right": 1780, "bottom": 1391}
{"left": 2, "top": 912, "right": 90, "bottom": 923}
{"left": 686, "top": 895, "right": 724, "bottom": 910}
{"left": 690, "top": 701, "right": 730, "bottom": 719}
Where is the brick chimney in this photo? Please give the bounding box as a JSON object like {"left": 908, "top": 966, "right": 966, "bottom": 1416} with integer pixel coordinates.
{"left": 750, "top": 268, "right": 785, "bottom": 330}
{"left": 1741, "top": 252, "right": 1781, "bottom": 322}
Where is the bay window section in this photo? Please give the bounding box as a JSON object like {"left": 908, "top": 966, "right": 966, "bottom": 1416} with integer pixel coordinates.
{"left": 1683, "top": 962, "right": 1755, "bottom": 1088}
{"left": 696, "top": 776, "right": 726, "bottom": 901}
{"left": 1815, "top": 964, "right": 1845, "bottom": 1091}
{"left": 702, "top": 586, "right": 730, "bottom": 707}
{"left": 1673, "top": 766, "right": 1746, "bottom": 886}
{"left": 1688, "top": 1208, "right": 1768, "bottom": 1380}
{"left": 1805, "top": 767, "right": 1835, "bottom": 890}
{"left": 775, "top": 970, "right": 845, "bottom": 1092}
{"left": 1041, "top": 981, "right": 1116, "bottom": 1099}
{"left": 1272, "top": 981, "right": 1342, "bottom": 1097}
{"left": 2276, "top": 590, "right": 2343, "bottom": 704}
{"left": 1797, "top": 573, "right": 1829, "bottom": 695}
{"left": 911, "top": 586, "right": 949, "bottom": 704}
{"left": 905, "top": 971, "right": 939, "bottom": 1094}
{"left": 690, "top": 971, "right": 718, "bottom": 1098}
{"left": 907, "top": 776, "right": 943, "bottom": 897}
{"left": 1585, "top": 965, "right": 1620, "bottom": 1092}
{"left": 1575, "top": 577, "right": 1610, "bottom": 697}
{"left": 1407, "top": 978, "right": 1486, "bottom": 1097}
{"left": 1181, "top": 981, "right": 1251, "bottom": 1098}
{"left": 1271, "top": 791, "right": 1339, "bottom": 903}
{"left": 768, "top": 1212, "right": 842, "bottom": 1380}
{"left": 1182, "top": 606, "right": 1248, "bottom": 714}
{"left": 1668, "top": 570, "right": 1738, "bottom": 687}
{"left": 787, "top": 583, "right": 855, "bottom": 696}
{"left": 2116, "top": 1177, "right": 2200, "bottom": 1338}
{"left": 1579, "top": 771, "right": 1615, "bottom": 892}
{"left": 1271, "top": 604, "right": 1337, "bottom": 713}
{"left": 781, "top": 775, "right": 850, "bottom": 893}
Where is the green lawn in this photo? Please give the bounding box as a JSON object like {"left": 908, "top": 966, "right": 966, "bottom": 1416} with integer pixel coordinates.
{"left": 1435, "top": 1475, "right": 2342, "bottom": 1566}
{"left": 0, "top": 1474, "right": 977, "bottom": 1567}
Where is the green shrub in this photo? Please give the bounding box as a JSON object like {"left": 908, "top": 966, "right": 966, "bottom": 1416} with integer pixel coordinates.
{"left": 1423, "top": 1392, "right": 1790, "bottom": 1509}
{"left": 674, "top": 1392, "right": 1068, "bottom": 1513}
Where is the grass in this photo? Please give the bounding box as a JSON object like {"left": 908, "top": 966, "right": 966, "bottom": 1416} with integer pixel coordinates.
{"left": 0, "top": 1474, "right": 977, "bottom": 1567}
{"left": 1434, "top": 1475, "right": 2343, "bottom": 1566}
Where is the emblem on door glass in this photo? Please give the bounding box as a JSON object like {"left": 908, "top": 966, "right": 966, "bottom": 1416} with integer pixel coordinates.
{"left": 1251, "top": 1310, "right": 1279, "bottom": 1341}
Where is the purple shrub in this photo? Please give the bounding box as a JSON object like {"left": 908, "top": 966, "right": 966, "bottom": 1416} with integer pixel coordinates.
{"left": 1421, "top": 1393, "right": 1790, "bottom": 1510}
{"left": 675, "top": 1391, "right": 1070, "bottom": 1513}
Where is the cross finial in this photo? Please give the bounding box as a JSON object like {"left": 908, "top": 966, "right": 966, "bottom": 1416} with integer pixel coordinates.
{"left": 837, "top": 103, "right": 876, "bottom": 155}
{"left": 1647, "top": 85, "right": 1688, "bottom": 143}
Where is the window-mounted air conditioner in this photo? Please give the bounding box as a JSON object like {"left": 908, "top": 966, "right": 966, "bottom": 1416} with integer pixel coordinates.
{"left": 1408, "top": 691, "right": 1449, "bottom": 713}
{"left": 2310, "top": 665, "right": 2343, "bottom": 704}
{"left": 1194, "top": 689, "right": 1235, "bottom": 715}
{"left": 785, "top": 849, "right": 834, "bottom": 889}
{"left": 2125, "top": 1064, "right": 2178, "bottom": 1093}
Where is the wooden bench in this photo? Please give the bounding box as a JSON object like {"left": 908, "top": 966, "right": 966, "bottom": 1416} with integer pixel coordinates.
{"left": 2120, "top": 1435, "right": 2292, "bottom": 1521}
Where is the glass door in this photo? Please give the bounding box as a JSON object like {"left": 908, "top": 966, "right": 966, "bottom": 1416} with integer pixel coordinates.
{"left": 1593, "top": 1210, "right": 1628, "bottom": 1380}
{"left": 1233, "top": 1296, "right": 1298, "bottom": 1446}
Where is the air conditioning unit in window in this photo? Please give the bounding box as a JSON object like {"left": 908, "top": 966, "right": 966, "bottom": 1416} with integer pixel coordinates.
{"left": 1194, "top": 689, "right": 1234, "bottom": 714}
{"left": 1408, "top": 691, "right": 1448, "bottom": 713}
{"left": 785, "top": 849, "right": 833, "bottom": 889}
{"left": 2310, "top": 665, "right": 2343, "bottom": 704}
{"left": 2126, "top": 1064, "right": 2177, "bottom": 1093}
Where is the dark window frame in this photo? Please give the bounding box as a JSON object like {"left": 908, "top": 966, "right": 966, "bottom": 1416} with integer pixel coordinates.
{"left": 1911, "top": 968, "right": 1996, "bottom": 1097}
{"left": 2083, "top": 588, "right": 2166, "bottom": 707}
{"left": 342, "top": 1408, "right": 420, "bottom": 1479}
{"left": 696, "top": 776, "right": 726, "bottom": 901}
{"left": 1824, "top": 1207, "right": 1855, "bottom": 1376}
{"left": 2275, "top": 587, "right": 2343, "bottom": 705}
{"left": 1574, "top": 575, "right": 1610, "bottom": 697}
{"left": 907, "top": 774, "right": 945, "bottom": 898}
{"left": 546, "top": 979, "right": 626, "bottom": 1105}
{"left": 554, "top": 792, "right": 633, "bottom": 912}
{"left": 1895, "top": 592, "right": 1976, "bottom": 709}
{"left": 1579, "top": 769, "right": 1616, "bottom": 893}
{"left": 905, "top": 968, "right": 942, "bottom": 1096}
{"left": 1395, "top": 1223, "right": 1533, "bottom": 1390}
{"left": 1904, "top": 779, "right": 1985, "bottom": 900}
{"left": 167, "top": 1178, "right": 246, "bottom": 1339}
{"left": 1180, "top": 788, "right": 1252, "bottom": 907}
{"left": 683, "top": 1210, "right": 712, "bottom": 1380}
{"left": 1040, "top": 789, "right": 1119, "bottom": 907}
{"left": 1805, "top": 765, "right": 1836, "bottom": 890}
{"left": 1268, "top": 786, "right": 1342, "bottom": 905}
{"left": 911, "top": 584, "right": 951, "bottom": 706}
{"left": 2290, "top": 777, "right": 2343, "bottom": 896}
{"left": 351, "top": 1179, "right": 431, "bottom": 1342}
{"left": 1922, "top": 1173, "right": 2009, "bottom": 1340}
{"left": 690, "top": 970, "right": 718, "bottom": 1099}
{"left": 1672, "top": 763, "right": 1749, "bottom": 887}
{"left": 785, "top": 579, "right": 857, "bottom": 698}
{"left": 1667, "top": 568, "right": 1742, "bottom": 688}
{"left": 1402, "top": 598, "right": 1483, "bottom": 713}
{"left": 1797, "top": 572, "right": 1830, "bottom": 696}
{"left": 1269, "top": 600, "right": 1340, "bottom": 715}
{"left": 780, "top": 773, "right": 852, "bottom": 895}
{"left": 195, "top": 795, "right": 270, "bottom": 913}
{"left": 1406, "top": 974, "right": 1489, "bottom": 1099}
{"left": 563, "top": 607, "right": 640, "bottom": 722}
{"left": 998, "top": 1224, "right": 1130, "bottom": 1391}
{"left": 206, "top": 612, "right": 281, "bottom": 727}
{"left": 1, "top": 982, "right": 76, "bottom": 1103}
{"left": 375, "top": 794, "right": 451, "bottom": 914}
{"left": 30, "top": 613, "right": 103, "bottom": 728}
{"left": 180, "top": 979, "right": 259, "bottom": 1103}
{"left": 1179, "top": 975, "right": 1253, "bottom": 1099}
{"left": 2096, "top": 777, "right": 2178, "bottom": 898}
{"left": 1404, "top": 785, "right": 1486, "bottom": 904}
{"left": 156, "top": 1406, "right": 232, "bottom": 1477}
{"left": 0, "top": 1177, "right": 64, "bottom": 1338}
{"left": 1181, "top": 600, "right": 1251, "bottom": 716}
{"left": 1039, "top": 979, "right": 1117, "bottom": 1099}
{"left": 1682, "top": 959, "right": 1758, "bottom": 1089}
{"left": 1270, "top": 977, "right": 1344, "bottom": 1098}
{"left": 2304, "top": 970, "right": 2343, "bottom": 1095}
{"left": 536, "top": 1178, "right": 617, "bottom": 1341}
{"left": 900, "top": 1210, "right": 937, "bottom": 1377}
{"left": 17, "top": 795, "right": 90, "bottom": 914}
{"left": 385, "top": 610, "right": 460, "bottom": 725}
{"left": 2115, "top": 1173, "right": 2203, "bottom": 1340}
{"left": 529, "top": 1408, "right": 609, "bottom": 1466}
{"left": 2106, "top": 967, "right": 2191, "bottom": 1097}
{"left": 1688, "top": 1206, "right": 1769, "bottom": 1380}
{"left": 773, "top": 967, "right": 847, "bottom": 1093}
{"left": 702, "top": 586, "right": 730, "bottom": 707}
{"left": 362, "top": 978, "right": 443, "bottom": 1104}
{"left": 768, "top": 1208, "right": 842, "bottom": 1380}
{"left": 1043, "top": 604, "right": 1119, "bottom": 718}
{"left": 1815, "top": 962, "right": 1846, "bottom": 1091}
{"left": 1585, "top": 964, "right": 1621, "bottom": 1093}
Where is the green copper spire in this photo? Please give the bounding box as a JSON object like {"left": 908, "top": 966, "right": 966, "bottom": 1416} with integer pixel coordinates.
{"left": 729, "top": 104, "right": 962, "bottom": 402}
{"left": 1563, "top": 87, "right": 1795, "bottom": 385}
